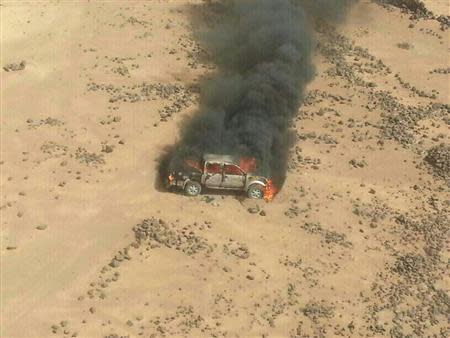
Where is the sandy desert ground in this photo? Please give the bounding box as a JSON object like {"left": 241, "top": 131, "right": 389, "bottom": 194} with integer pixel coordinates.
{"left": 1, "top": 0, "right": 449, "bottom": 337}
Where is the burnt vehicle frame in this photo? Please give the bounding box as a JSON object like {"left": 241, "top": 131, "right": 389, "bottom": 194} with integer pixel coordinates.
{"left": 167, "top": 154, "right": 269, "bottom": 199}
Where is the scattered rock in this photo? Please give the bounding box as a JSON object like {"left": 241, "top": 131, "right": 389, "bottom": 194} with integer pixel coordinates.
{"left": 302, "top": 301, "right": 335, "bottom": 320}
{"left": 75, "top": 147, "right": 105, "bottom": 167}
{"left": 424, "top": 143, "right": 450, "bottom": 183}
{"left": 301, "top": 222, "right": 352, "bottom": 248}
{"left": 133, "top": 218, "right": 213, "bottom": 256}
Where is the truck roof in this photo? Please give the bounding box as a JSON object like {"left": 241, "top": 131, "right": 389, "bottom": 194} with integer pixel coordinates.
{"left": 203, "top": 154, "right": 237, "bottom": 165}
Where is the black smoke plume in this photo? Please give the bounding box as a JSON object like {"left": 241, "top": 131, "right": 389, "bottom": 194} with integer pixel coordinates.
{"left": 160, "top": 0, "right": 355, "bottom": 187}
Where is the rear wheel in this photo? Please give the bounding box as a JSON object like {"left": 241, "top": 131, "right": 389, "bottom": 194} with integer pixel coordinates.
{"left": 247, "top": 184, "right": 264, "bottom": 199}
{"left": 184, "top": 181, "right": 202, "bottom": 196}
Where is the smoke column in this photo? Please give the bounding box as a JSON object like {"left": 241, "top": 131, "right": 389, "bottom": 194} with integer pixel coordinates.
{"left": 164, "top": 0, "right": 355, "bottom": 186}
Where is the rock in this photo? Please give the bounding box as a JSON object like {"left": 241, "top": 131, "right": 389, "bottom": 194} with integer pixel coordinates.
{"left": 349, "top": 159, "right": 367, "bottom": 168}
{"left": 36, "top": 224, "right": 48, "bottom": 230}
{"left": 109, "top": 258, "right": 121, "bottom": 268}
{"left": 397, "top": 42, "right": 413, "bottom": 50}
{"left": 3, "top": 61, "right": 26, "bottom": 72}
{"left": 247, "top": 205, "right": 260, "bottom": 214}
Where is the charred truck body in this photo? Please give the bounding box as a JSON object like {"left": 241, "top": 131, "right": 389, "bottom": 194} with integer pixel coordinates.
{"left": 167, "top": 154, "right": 275, "bottom": 200}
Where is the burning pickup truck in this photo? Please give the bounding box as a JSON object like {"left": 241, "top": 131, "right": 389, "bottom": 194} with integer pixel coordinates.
{"left": 167, "top": 154, "right": 276, "bottom": 200}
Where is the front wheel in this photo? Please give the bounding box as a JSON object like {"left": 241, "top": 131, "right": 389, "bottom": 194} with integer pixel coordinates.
{"left": 247, "top": 184, "right": 264, "bottom": 199}
{"left": 184, "top": 181, "right": 202, "bottom": 197}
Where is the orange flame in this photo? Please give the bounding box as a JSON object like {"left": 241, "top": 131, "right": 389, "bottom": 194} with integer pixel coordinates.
{"left": 264, "top": 179, "right": 278, "bottom": 202}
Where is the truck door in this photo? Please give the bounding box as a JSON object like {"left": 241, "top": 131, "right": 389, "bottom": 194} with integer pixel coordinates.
{"left": 222, "top": 164, "right": 246, "bottom": 189}
{"left": 204, "top": 162, "right": 223, "bottom": 188}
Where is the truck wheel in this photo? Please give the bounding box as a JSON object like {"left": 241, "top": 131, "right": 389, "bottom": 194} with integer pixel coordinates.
{"left": 247, "top": 184, "right": 264, "bottom": 199}
{"left": 184, "top": 181, "right": 202, "bottom": 196}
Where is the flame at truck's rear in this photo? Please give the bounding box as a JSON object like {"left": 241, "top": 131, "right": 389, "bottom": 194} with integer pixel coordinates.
{"left": 263, "top": 179, "right": 278, "bottom": 202}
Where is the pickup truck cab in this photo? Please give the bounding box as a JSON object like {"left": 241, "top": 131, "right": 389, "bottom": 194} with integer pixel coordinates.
{"left": 167, "top": 154, "right": 269, "bottom": 199}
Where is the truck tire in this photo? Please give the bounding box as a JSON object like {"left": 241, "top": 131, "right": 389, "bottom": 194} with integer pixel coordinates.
{"left": 247, "top": 184, "right": 264, "bottom": 199}
{"left": 184, "top": 181, "right": 202, "bottom": 197}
